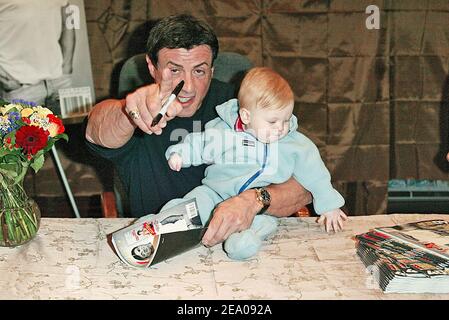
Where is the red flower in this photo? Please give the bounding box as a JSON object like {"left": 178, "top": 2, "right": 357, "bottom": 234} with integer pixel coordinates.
{"left": 15, "top": 125, "right": 48, "bottom": 155}
{"left": 47, "top": 114, "right": 65, "bottom": 137}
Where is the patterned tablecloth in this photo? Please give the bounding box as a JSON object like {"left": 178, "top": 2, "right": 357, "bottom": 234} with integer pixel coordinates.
{"left": 1, "top": 214, "right": 449, "bottom": 300}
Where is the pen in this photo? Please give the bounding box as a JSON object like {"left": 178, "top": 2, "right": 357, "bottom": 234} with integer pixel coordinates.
{"left": 151, "top": 80, "right": 184, "bottom": 127}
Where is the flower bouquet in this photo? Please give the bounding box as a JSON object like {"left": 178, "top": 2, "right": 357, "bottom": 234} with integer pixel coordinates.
{"left": 0, "top": 99, "right": 67, "bottom": 247}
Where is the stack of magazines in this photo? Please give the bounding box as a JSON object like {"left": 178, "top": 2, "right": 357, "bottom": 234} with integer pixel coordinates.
{"left": 111, "top": 199, "right": 205, "bottom": 269}
{"left": 355, "top": 219, "right": 449, "bottom": 293}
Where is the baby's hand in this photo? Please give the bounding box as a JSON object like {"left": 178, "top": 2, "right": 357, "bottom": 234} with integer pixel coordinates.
{"left": 168, "top": 153, "right": 183, "bottom": 171}
{"left": 317, "top": 208, "right": 348, "bottom": 233}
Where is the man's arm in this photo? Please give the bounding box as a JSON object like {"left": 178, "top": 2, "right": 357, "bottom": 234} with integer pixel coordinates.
{"left": 85, "top": 98, "right": 136, "bottom": 148}
{"left": 86, "top": 68, "right": 184, "bottom": 148}
{"left": 264, "top": 177, "right": 313, "bottom": 217}
{"left": 60, "top": 4, "right": 76, "bottom": 75}
{"left": 86, "top": 65, "right": 195, "bottom": 151}
{"left": 202, "top": 177, "right": 312, "bottom": 247}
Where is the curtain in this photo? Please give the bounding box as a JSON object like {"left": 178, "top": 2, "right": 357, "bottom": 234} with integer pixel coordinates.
{"left": 85, "top": 0, "right": 449, "bottom": 215}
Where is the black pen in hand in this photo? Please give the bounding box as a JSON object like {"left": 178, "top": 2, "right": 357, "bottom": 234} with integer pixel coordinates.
{"left": 151, "top": 80, "right": 184, "bottom": 127}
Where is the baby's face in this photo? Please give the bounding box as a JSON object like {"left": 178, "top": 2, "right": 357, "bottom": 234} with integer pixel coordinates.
{"left": 245, "top": 103, "right": 293, "bottom": 143}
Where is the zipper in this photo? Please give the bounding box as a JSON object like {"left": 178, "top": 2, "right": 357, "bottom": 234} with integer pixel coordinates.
{"left": 238, "top": 143, "right": 268, "bottom": 194}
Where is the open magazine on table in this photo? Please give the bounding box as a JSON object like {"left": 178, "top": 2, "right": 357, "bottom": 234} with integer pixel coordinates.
{"left": 111, "top": 199, "right": 205, "bottom": 269}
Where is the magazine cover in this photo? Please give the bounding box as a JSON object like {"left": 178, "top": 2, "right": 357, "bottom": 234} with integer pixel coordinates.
{"left": 111, "top": 199, "right": 204, "bottom": 269}
{"left": 374, "top": 220, "right": 449, "bottom": 260}
{"left": 58, "top": 0, "right": 95, "bottom": 120}
{"left": 0, "top": 0, "right": 95, "bottom": 120}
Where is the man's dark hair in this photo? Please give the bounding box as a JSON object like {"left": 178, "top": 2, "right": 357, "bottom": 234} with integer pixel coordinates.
{"left": 146, "top": 14, "right": 219, "bottom": 66}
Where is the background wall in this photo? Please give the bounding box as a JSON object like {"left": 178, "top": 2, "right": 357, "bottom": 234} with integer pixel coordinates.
{"left": 36, "top": 0, "right": 449, "bottom": 216}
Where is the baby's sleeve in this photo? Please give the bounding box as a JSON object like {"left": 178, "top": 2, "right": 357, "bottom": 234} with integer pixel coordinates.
{"left": 165, "top": 126, "right": 225, "bottom": 168}
{"left": 291, "top": 133, "right": 345, "bottom": 215}
{"left": 165, "top": 131, "right": 206, "bottom": 167}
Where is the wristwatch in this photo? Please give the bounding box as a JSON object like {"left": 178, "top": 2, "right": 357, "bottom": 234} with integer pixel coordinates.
{"left": 254, "top": 187, "right": 271, "bottom": 215}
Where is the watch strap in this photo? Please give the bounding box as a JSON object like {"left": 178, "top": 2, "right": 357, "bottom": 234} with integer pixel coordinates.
{"left": 257, "top": 204, "right": 269, "bottom": 215}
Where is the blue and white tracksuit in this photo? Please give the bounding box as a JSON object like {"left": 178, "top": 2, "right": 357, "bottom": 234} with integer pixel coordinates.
{"left": 162, "top": 98, "right": 344, "bottom": 259}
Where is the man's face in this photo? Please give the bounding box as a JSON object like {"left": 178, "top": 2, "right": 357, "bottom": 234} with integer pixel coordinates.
{"left": 148, "top": 45, "right": 214, "bottom": 117}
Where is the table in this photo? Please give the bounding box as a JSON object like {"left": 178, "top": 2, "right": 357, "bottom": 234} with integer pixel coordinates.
{"left": 1, "top": 214, "right": 449, "bottom": 300}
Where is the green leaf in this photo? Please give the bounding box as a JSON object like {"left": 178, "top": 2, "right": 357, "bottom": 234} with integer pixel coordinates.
{"left": 43, "top": 140, "right": 55, "bottom": 153}
{"left": 4, "top": 107, "right": 21, "bottom": 114}
{"left": 0, "top": 149, "right": 10, "bottom": 157}
{"left": 30, "top": 154, "right": 44, "bottom": 173}
{"left": 55, "top": 133, "right": 69, "bottom": 142}
{"left": 33, "top": 149, "right": 44, "bottom": 159}
{"left": 0, "top": 168, "right": 17, "bottom": 180}
{"left": 4, "top": 131, "right": 16, "bottom": 142}
{"left": 13, "top": 161, "right": 29, "bottom": 184}
{"left": 15, "top": 119, "right": 28, "bottom": 127}
{"left": 3, "top": 153, "right": 22, "bottom": 163}
{"left": 0, "top": 163, "right": 19, "bottom": 173}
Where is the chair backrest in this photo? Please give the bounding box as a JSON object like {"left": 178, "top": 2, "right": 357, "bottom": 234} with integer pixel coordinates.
{"left": 113, "top": 52, "right": 253, "bottom": 217}
{"left": 117, "top": 53, "right": 151, "bottom": 99}
{"left": 212, "top": 52, "right": 253, "bottom": 84}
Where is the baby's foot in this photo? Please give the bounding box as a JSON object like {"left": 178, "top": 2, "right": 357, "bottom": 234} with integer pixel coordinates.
{"left": 251, "top": 215, "right": 278, "bottom": 240}
{"left": 223, "top": 215, "right": 278, "bottom": 260}
{"left": 224, "top": 229, "right": 262, "bottom": 260}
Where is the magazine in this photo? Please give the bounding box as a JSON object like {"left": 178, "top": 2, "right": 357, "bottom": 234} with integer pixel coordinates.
{"left": 355, "top": 219, "right": 449, "bottom": 293}
{"left": 0, "top": 0, "right": 95, "bottom": 121}
{"left": 111, "top": 199, "right": 205, "bottom": 269}
{"left": 58, "top": 0, "right": 95, "bottom": 121}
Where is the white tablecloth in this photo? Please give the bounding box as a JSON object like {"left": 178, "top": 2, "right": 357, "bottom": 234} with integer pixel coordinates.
{"left": 1, "top": 214, "right": 449, "bottom": 300}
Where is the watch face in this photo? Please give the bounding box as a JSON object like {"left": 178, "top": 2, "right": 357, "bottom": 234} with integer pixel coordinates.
{"left": 260, "top": 188, "right": 271, "bottom": 205}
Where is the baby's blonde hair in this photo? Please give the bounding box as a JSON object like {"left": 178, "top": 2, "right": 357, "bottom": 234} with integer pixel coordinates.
{"left": 238, "top": 67, "right": 294, "bottom": 110}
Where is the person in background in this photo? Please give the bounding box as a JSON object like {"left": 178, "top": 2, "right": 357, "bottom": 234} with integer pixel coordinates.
{"left": 0, "top": 0, "right": 75, "bottom": 115}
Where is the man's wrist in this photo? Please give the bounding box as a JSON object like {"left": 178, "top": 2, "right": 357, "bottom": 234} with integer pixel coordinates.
{"left": 241, "top": 189, "right": 264, "bottom": 214}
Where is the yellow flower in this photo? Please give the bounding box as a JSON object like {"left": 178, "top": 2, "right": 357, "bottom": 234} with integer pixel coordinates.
{"left": 47, "top": 123, "right": 60, "bottom": 137}
{"left": 21, "top": 108, "right": 34, "bottom": 118}
{"left": 33, "top": 106, "right": 53, "bottom": 117}
{"left": 0, "top": 103, "right": 22, "bottom": 115}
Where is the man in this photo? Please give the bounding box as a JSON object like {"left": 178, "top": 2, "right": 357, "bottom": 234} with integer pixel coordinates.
{"left": 85, "top": 14, "right": 311, "bottom": 247}
{"left": 0, "top": 0, "right": 75, "bottom": 115}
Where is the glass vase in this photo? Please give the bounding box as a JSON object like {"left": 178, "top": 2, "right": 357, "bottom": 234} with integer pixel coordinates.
{"left": 0, "top": 177, "right": 41, "bottom": 247}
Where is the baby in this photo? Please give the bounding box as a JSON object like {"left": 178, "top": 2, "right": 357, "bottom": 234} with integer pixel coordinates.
{"left": 163, "top": 67, "right": 347, "bottom": 260}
